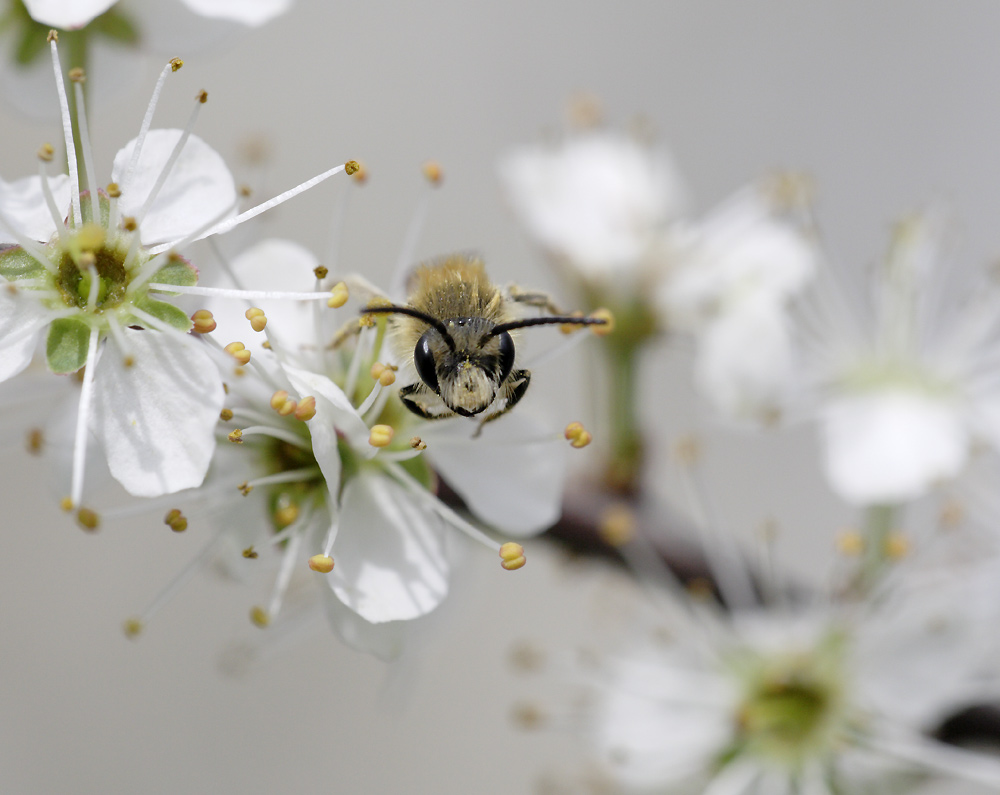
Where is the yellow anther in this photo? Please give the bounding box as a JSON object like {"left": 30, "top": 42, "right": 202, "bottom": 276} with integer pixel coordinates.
{"left": 164, "top": 508, "right": 188, "bottom": 533}
{"left": 250, "top": 606, "right": 270, "bottom": 628}
{"left": 228, "top": 429, "right": 244, "bottom": 443}
{"left": 270, "top": 390, "right": 289, "bottom": 410}
{"left": 245, "top": 307, "right": 267, "bottom": 332}
{"left": 77, "top": 508, "right": 99, "bottom": 531}
{"left": 106, "top": 182, "right": 121, "bottom": 198}
{"left": 559, "top": 311, "right": 585, "bottom": 335}
{"left": 169, "top": 57, "right": 183, "bottom": 71}
{"left": 122, "top": 216, "right": 137, "bottom": 232}
{"left": 884, "top": 532, "right": 910, "bottom": 561}
{"left": 308, "top": 554, "right": 335, "bottom": 573}
{"left": 344, "top": 160, "right": 361, "bottom": 175}
{"left": 261, "top": 340, "right": 272, "bottom": 350}
{"left": 294, "top": 396, "right": 317, "bottom": 421}
{"left": 196, "top": 89, "right": 208, "bottom": 104}
{"left": 409, "top": 436, "right": 427, "bottom": 451}
{"left": 277, "top": 398, "right": 297, "bottom": 416}
{"left": 499, "top": 542, "right": 526, "bottom": 571}
{"left": 191, "top": 309, "right": 217, "bottom": 334}
{"left": 224, "top": 341, "right": 251, "bottom": 365}
{"left": 75, "top": 222, "right": 105, "bottom": 251}
{"left": 371, "top": 362, "right": 397, "bottom": 387}
{"left": 233, "top": 367, "right": 246, "bottom": 378}
{"left": 220, "top": 408, "right": 234, "bottom": 421}
{"left": 60, "top": 496, "right": 73, "bottom": 512}
{"left": 242, "top": 546, "right": 258, "bottom": 559}
{"left": 238, "top": 481, "right": 253, "bottom": 496}
{"left": 369, "top": 424, "right": 394, "bottom": 448}
{"left": 328, "top": 281, "right": 349, "bottom": 308}
{"left": 564, "top": 421, "right": 592, "bottom": 448}
{"left": 599, "top": 503, "right": 636, "bottom": 547}
{"left": 123, "top": 618, "right": 144, "bottom": 639}
{"left": 274, "top": 503, "right": 300, "bottom": 528}
{"left": 422, "top": 160, "right": 443, "bottom": 185}
{"left": 314, "top": 265, "right": 329, "bottom": 280}
{"left": 589, "top": 307, "right": 615, "bottom": 335}
{"left": 26, "top": 428, "right": 43, "bottom": 454}
{"left": 835, "top": 530, "right": 865, "bottom": 557}
{"left": 37, "top": 143, "right": 54, "bottom": 162}
{"left": 68, "top": 67, "right": 85, "bottom": 83}
{"left": 511, "top": 703, "right": 546, "bottom": 730}
{"left": 47, "top": 30, "right": 58, "bottom": 43}
{"left": 122, "top": 355, "right": 135, "bottom": 368}
{"left": 239, "top": 184, "right": 252, "bottom": 198}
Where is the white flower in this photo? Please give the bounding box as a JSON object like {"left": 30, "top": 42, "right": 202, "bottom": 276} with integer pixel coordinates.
{"left": 0, "top": 39, "right": 353, "bottom": 515}
{"left": 23, "top": 0, "right": 289, "bottom": 32}
{"left": 805, "top": 215, "right": 1000, "bottom": 505}
{"left": 500, "top": 130, "right": 683, "bottom": 280}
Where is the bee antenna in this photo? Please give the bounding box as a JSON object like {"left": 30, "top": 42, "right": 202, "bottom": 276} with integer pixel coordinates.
{"left": 362, "top": 305, "right": 458, "bottom": 352}
{"left": 485, "top": 315, "right": 607, "bottom": 339}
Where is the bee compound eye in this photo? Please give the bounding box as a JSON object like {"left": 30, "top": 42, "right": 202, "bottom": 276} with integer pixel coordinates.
{"left": 496, "top": 330, "right": 515, "bottom": 383}
{"left": 414, "top": 330, "right": 440, "bottom": 393}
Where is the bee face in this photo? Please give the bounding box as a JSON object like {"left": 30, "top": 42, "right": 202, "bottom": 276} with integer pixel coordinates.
{"left": 413, "top": 317, "right": 516, "bottom": 417}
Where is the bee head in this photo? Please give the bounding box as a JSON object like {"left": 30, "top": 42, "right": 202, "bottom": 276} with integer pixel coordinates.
{"left": 414, "top": 318, "right": 515, "bottom": 417}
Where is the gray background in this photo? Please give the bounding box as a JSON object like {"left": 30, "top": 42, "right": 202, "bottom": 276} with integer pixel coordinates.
{"left": 2, "top": 2, "right": 998, "bottom": 792}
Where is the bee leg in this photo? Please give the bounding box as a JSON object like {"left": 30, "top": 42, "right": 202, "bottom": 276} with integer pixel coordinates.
{"left": 399, "top": 382, "right": 455, "bottom": 420}
{"left": 507, "top": 285, "right": 567, "bottom": 315}
{"left": 473, "top": 369, "right": 531, "bottom": 436}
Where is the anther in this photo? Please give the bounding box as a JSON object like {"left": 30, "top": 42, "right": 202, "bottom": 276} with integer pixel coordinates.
{"left": 314, "top": 265, "right": 329, "bottom": 280}
{"left": 224, "top": 341, "right": 251, "bottom": 365}
{"left": 60, "top": 497, "right": 73, "bottom": 512}
{"left": 370, "top": 362, "right": 397, "bottom": 387}
{"left": 294, "top": 397, "right": 317, "bottom": 421}
{"left": 123, "top": 618, "right": 144, "bottom": 639}
{"left": 189, "top": 309, "right": 216, "bottom": 334}
{"left": 238, "top": 481, "right": 253, "bottom": 496}
{"left": 242, "top": 546, "right": 258, "bottom": 559}
{"left": 196, "top": 90, "right": 208, "bottom": 104}
{"left": 220, "top": 408, "right": 234, "bottom": 421}
{"left": 106, "top": 182, "right": 121, "bottom": 198}
{"left": 68, "top": 67, "right": 85, "bottom": 83}
{"left": 511, "top": 703, "right": 546, "bottom": 730}
{"left": 250, "top": 606, "right": 270, "bottom": 628}
{"left": 47, "top": 30, "right": 58, "bottom": 43}
{"left": 164, "top": 508, "right": 188, "bottom": 532}
{"left": 369, "top": 424, "right": 394, "bottom": 448}
{"left": 77, "top": 507, "right": 99, "bottom": 531}
{"left": 274, "top": 503, "right": 300, "bottom": 528}
{"left": 26, "top": 428, "right": 43, "bottom": 454}
{"left": 37, "top": 143, "right": 54, "bottom": 162}
{"left": 328, "top": 281, "right": 349, "bottom": 308}
{"left": 169, "top": 57, "right": 183, "bottom": 71}
{"left": 239, "top": 184, "right": 252, "bottom": 198}
{"left": 344, "top": 160, "right": 361, "bottom": 175}
{"left": 589, "top": 308, "right": 615, "bottom": 335}
{"left": 599, "top": 503, "right": 636, "bottom": 547}
{"left": 228, "top": 429, "right": 244, "bottom": 443}
{"left": 245, "top": 307, "right": 267, "bottom": 332}
{"left": 500, "top": 542, "right": 526, "bottom": 571}
{"left": 409, "top": 436, "right": 427, "bottom": 451}
{"left": 122, "top": 356, "right": 135, "bottom": 368}
{"left": 884, "top": 532, "right": 910, "bottom": 561}
{"left": 122, "top": 216, "right": 137, "bottom": 232}
{"left": 560, "top": 311, "right": 585, "bottom": 335}
{"left": 308, "top": 554, "right": 335, "bottom": 573}
{"left": 835, "top": 530, "right": 864, "bottom": 556}
{"left": 564, "top": 421, "right": 592, "bottom": 449}
{"left": 422, "top": 160, "right": 443, "bottom": 185}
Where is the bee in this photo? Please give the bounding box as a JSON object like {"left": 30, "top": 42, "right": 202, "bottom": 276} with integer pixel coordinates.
{"left": 363, "top": 255, "right": 607, "bottom": 423}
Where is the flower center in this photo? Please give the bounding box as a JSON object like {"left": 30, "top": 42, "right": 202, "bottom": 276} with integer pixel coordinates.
{"left": 55, "top": 223, "right": 132, "bottom": 310}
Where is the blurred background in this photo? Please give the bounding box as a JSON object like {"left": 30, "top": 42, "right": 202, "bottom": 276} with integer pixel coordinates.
{"left": 2, "top": 2, "right": 1000, "bottom": 792}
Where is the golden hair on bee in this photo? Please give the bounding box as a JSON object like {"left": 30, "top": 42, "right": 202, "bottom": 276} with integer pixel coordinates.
{"left": 364, "top": 255, "right": 607, "bottom": 423}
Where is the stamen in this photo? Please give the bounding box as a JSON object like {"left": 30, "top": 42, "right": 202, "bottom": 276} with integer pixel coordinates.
{"left": 242, "top": 467, "right": 321, "bottom": 491}
{"left": 127, "top": 305, "right": 193, "bottom": 344}
{"left": 47, "top": 34, "right": 82, "bottom": 227}
{"left": 235, "top": 425, "right": 312, "bottom": 449}
{"left": 370, "top": 361, "right": 397, "bottom": 387}
{"left": 308, "top": 554, "right": 335, "bottom": 573}
{"left": 389, "top": 163, "right": 443, "bottom": 295}
{"left": 343, "top": 325, "right": 375, "bottom": 400}
{"left": 104, "top": 314, "right": 133, "bottom": 360}
{"left": 70, "top": 327, "right": 102, "bottom": 509}
{"left": 589, "top": 307, "right": 615, "bottom": 335}
{"left": 149, "top": 162, "right": 358, "bottom": 254}
{"left": 190, "top": 309, "right": 217, "bottom": 334}
{"left": 356, "top": 382, "right": 383, "bottom": 417}
{"left": 164, "top": 508, "right": 188, "bottom": 532}
{"left": 564, "top": 421, "right": 592, "bottom": 449}
{"left": 71, "top": 74, "right": 101, "bottom": 225}
{"left": 294, "top": 397, "right": 316, "bottom": 421}
{"left": 410, "top": 437, "right": 427, "bottom": 451}
{"left": 36, "top": 148, "right": 66, "bottom": 246}
{"left": 77, "top": 507, "right": 100, "bottom": 531}
{"left": 835, "top": 530, "right": 865, "bottom": 556}
{"left": 499, "top": 542, "right": 526, "bottom": 570}
{"left": 85, "top": 265, "right": 100, "bottom": 311}
{"left": 328, "top": 281, "right": 349, "bottom": 308}
{"left": 321, "top": 517, "right": 339, "bottom": 556}
{"left": 146, "top": 282, "right": 345, "bottom": 302}
{"left": 598, "top": 503, "right": 636, "bottom": 547}
{"left": 135, "top": 91, "right": 208, "bottom": 226}
{"left": 245, "top": 307, "right": 267, "bottom": 332}
{"left": 266, "top": 519, "right": 307, "bottom": 620}
{"left": 224, "top": 341, "right": 251, "bottom": 366}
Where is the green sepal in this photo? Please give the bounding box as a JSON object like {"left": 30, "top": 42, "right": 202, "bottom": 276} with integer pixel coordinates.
{"left": 46, "top": 317, "right": 92, "bottom": 374}
{"left": 74, "top": 191, "right": 112, "bottom": 228}
{"left": 133, "top": 296, "right": 193, "bottom": 332}
{"left": 14, "top": 20, "right": 48, "bottom": 66}
{"left": 0, "top": 245, "right": 48, "bottom": 281}
{"left": 150, "top": 258, "right": 199, "bottom": 289}
{"left": 91, "top": 9, "right": 139, "bottom": 45}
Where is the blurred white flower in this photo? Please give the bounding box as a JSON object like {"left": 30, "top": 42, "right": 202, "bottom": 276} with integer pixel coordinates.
{"left": 22, "top": 0, "right": 289, "bottom": 31}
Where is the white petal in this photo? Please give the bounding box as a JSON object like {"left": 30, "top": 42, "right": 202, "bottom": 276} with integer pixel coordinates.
{"left": 0, "top": 175, "right": 71, "bottom": 244}
{"left": 283, "top": 363, "right": 372, "bottom": 459}
{"left": 327, "top": 473, "right": 449, "bottom": 623}
{"left": 111, "top": 130, "right": 236, "bottom": 245}
{"left": 820, "top": 390, "right": 968, "bottom": 504}
{"left": 320, "top": 587, "right": 406, "bottom": 661}
{"left": 90, "top": 328, "right": 224, "bottom": 496}
{"left": 423, "top": 414, "right": 567, "bottom": 535}
{"left": 23, "top": 0, "right": 116, "bottom": 28}
{"left": 177, "top": 0, "right": 292, "bottom": 26}
{"left": 694, "top": 298, "right": 795, "bottom": 423}
{"left": 0, "top": 288, "right": 49, "bottom": 382}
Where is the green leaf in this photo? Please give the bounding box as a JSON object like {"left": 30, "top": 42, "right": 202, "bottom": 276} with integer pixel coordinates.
{"left": 134, "top": 296, "right": 193, "bottom": 332}
{"left": 0, "top": 246, "right": 48, "bottom": 281}
{"left": 150, "top": 258, "right": 198, "bottom": 289}
{"left": 46, "top": 317, "right": 92, "bottom": 374}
